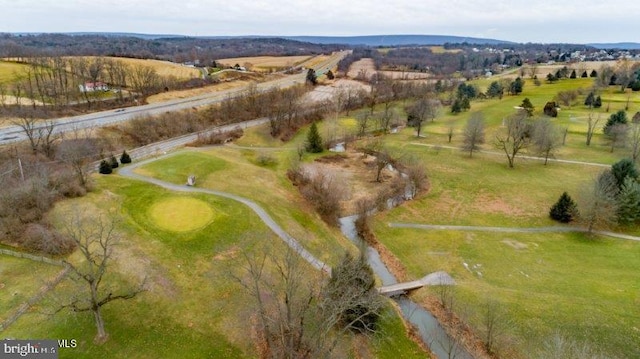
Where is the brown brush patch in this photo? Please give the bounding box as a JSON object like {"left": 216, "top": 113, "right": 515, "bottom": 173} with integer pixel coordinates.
{"left": 213, "top": 246, "right": 240, "bottom": 261}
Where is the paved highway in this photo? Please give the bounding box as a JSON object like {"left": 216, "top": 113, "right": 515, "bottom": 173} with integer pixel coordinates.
{"left": 0, "top": 51, "right": 348, "bottom": 145}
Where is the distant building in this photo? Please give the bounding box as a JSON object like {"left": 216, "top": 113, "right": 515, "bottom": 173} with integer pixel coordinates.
{"left": 79, "top": 82, "right": 109, "bottom": 92}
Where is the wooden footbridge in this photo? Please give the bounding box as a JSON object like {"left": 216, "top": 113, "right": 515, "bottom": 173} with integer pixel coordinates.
{"left": 377, "top": 271, "right": 455, "bottom": 297}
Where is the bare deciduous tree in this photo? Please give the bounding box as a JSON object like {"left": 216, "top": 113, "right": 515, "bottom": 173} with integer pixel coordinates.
{"left": 580, "top": 170, "right": 619, "bottom": 233}
{"left": 56, "top": 138, "right": 99, "bottom": 187}
{"left": 607, "top": 123, "right": 629, "bottom": 152}
{"left": 532, "top": 117, "right": 562, "bottom": 165}
{"left": 629, "top": 122, "right": 640, "bottom": 162}
{"left": 586, "top": 112, "right": 601, "bottom": 146}
{"left": 462, "top": 112, "right": 485, "bottom": 157}
{"left": 495, "top": 112, "right": 530, "bottom": 168}
{"left": 59, "top": 211, "right": 145, "bottom": 343}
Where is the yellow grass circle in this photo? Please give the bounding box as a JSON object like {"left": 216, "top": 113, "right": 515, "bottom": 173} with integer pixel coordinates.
{"left": 149, "top": 197, "right": 214, "bottom": 232}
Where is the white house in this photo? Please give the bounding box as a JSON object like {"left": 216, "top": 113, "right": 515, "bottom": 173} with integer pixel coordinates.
{"left": 78, "top": 82, "right": 109, "bottom": 92}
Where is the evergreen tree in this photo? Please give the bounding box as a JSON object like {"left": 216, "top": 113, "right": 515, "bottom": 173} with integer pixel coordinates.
{"left": 326, "top": 70, "right": 335, "bottom": 80}
{"left": 594, "top": 95, "right": 602, "bottom": 108}
{"left": 603, "top": 110, "right": 628, "bottom": 135}
{"left": 120, "top": 150, "right": 132, "bottom": 164}
{"left": 616, "top": 177, "right": 640, "bottom": 224}
{"left": 110, "top": 155, "right": 119, "bottom": 169}
{"left": 306, "top": 68, "right": 318, "bottom": 85}
{"left": 520, "top": 98, "right": 534, "bottom": 116}
{"left": 584, "top": 92, "right": 595, "bottom": 107}
{"left": 305, "top": 122, "right": 323, "bottom": 153}
{"left": 549, "top": 192, "right": 578, "bottom": 223}
{"left": 509, "top": 77, "right": 524, "bottom": 95}
{"left": 611, "top": 158, "right": 638, "bottom": 190}
{"left": 486, "top": 81, "right": 504, "bottom": 99}
{"left": 570, "top": 69, "right": 577, "bottom": 79}
{"left": 99, "top": 160, "right": 113, "bottom": 174}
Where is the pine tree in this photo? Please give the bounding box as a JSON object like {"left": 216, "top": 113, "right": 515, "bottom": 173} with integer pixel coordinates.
{"left": 99, "top": 160, "right": 113, "bottom": 174}
{"left": 594, "top": 95, "right": 602, "bottom": 108}
{"left": 616, "top": 177, "right": 640, "bottom": 224}
{"left": 584, "top": 92, "right": 595, "bottom": 107}
{"left": 520, "top": 98, "right": 534, "bottom": 116}
{"left": 305, "top": 122, "right": 323, "bottom": 153}
{"left": 326, "top": 70, "right": 335, "bottom": 80}
{"left": 110, "top": 155, "right": 119, "bottom": 169}
{"left": 549, "top": 192, "right": 578, "bottom": 223}
{"left": 120, "top": 150, "right": 132, "bottom": 164}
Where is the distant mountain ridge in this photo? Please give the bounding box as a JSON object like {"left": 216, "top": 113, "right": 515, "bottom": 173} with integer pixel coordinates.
{"left": 9, "top": 32, "right": 640, "bottom": 49}
{"left": 281, "top": 35, "right": 513, "bottom": 46}
{"left": 12, "top": 32, "right": 512, "bottom": 46}
{"left": 588, "top": 42, "right": 640, "bottom": 50}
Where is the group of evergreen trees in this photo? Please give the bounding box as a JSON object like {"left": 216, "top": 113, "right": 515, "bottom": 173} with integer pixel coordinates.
{"left": 550, "top": 159, "right": 640, "bottom": 225}
{"left": 99, "top": 150, "right": 131, "bottom": 174}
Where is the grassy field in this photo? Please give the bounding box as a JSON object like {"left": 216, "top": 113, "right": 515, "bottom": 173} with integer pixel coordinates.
{"left": 0, "top": 60, "right": 28, "bottom": 83}
{"left": 0, "top": 254, "right": 62, "bottom": 324}
{"left": 342, "top": 76, "right": 640, "bottom": 357}
{"left": 4, "top": 146, "right": 426, "bottom": 358}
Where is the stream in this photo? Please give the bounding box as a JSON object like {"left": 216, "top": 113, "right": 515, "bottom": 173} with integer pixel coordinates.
{"left": 338, "top": 215, "right": 473, "bottom": 359}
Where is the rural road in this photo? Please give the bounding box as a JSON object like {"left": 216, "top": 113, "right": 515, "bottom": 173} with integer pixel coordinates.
{"left": 0, "top": 51, "right": 349, "bottom": 145}
{"left": 388, "top": 222, "right": 640, "bottom": 241}
{"left": 118, "top": 152, "right": 331, "bottom": 274}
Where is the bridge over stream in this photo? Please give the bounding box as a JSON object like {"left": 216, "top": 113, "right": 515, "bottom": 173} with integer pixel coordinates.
{"left": 377, "top": 271, "right": 455, "bottom": 296}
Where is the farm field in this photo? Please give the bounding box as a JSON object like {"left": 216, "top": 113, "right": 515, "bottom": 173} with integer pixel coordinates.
{"left": 216, "top": 55, "right": 312, "bottom": 72}
{"left": 73, "top": 56, "right": 202, "bottom": 80}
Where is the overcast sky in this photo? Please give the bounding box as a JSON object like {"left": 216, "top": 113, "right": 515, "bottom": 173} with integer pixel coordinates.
{"left": 2, "top": 0, "right": 639, "bottom": 44}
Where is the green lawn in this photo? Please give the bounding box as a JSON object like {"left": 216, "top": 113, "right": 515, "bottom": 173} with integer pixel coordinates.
{"left": 361, "top": 86, "right": 640, "bottom": 357}
{"left": 0, "top": 254, "right": 62, "bottom": 324}
{"left": 0, "top": 60, "right": 27, "bottom": 84}
{"left": 4, "top": 146, "right": 428, "bottom": 358}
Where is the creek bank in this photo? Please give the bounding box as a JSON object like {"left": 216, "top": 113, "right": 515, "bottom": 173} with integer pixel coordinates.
{"left": 353, "top": 216, "right": 493, "bottom": 359}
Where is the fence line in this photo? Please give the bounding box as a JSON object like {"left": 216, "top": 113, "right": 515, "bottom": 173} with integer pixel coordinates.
{"left": 0, "top": 248, "right": 64, "bottom": 266}
{"left": 0, "top": 266, "right": 70, "bottom": 332}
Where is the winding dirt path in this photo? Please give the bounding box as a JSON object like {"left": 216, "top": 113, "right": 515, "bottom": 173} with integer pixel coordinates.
{"left": 118, "top": 153, "right": 330, "bottom": 274}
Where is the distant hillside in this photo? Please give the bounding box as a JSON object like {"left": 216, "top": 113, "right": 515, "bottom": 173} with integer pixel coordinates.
{"left": 588, "top": 42, "right": 640, "bottom": 50}
{"left": 282, "top": 35, "right": 513, "bottom": 46}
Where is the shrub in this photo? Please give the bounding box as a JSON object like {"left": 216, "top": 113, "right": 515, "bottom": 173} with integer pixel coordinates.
{"left": 120, "top": 150, "right": 131, "bottom": 164}
{"left": 22, "top": 223, "right": 76, "bottom": 255}
{"left": 110, "top": 155, "right": 119, "bottom": 168}
{"left": 549, "top": 192, "right": 578, "bottom": 223}
{"left": 99, "top": 160, "right": 113, "bottom": 174}
{"left": 256, "top": 153, "right": 278, "bottom": 167}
